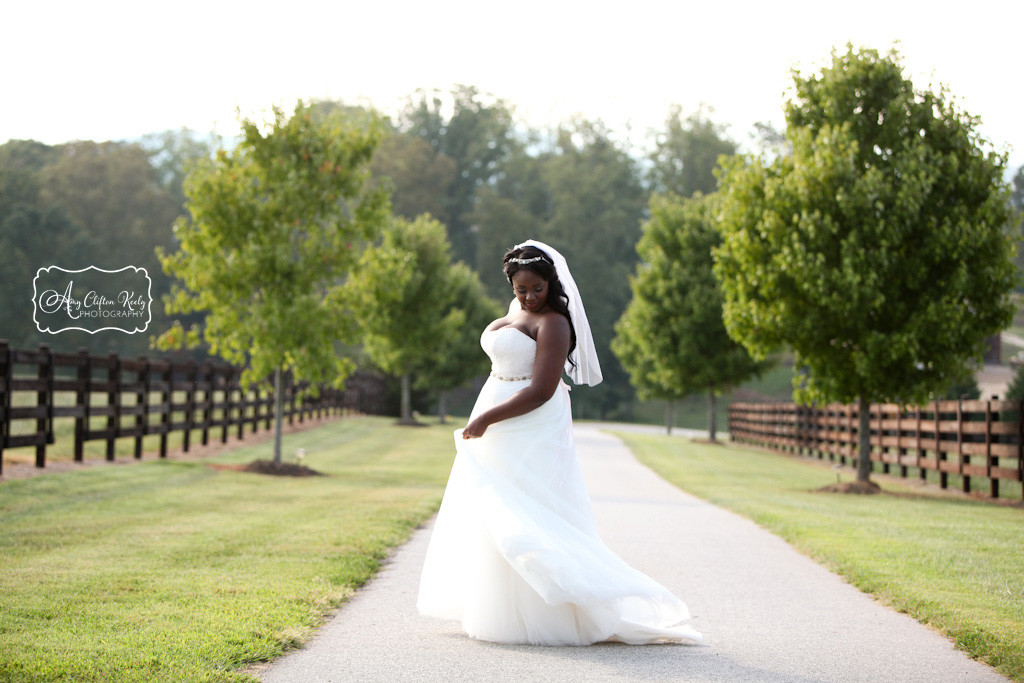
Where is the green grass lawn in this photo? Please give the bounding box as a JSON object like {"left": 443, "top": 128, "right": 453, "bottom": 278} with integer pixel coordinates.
{"left": 0, "top": 415, "right": 457, "bottom": 682}
{"left": 614, "top": 432, "right": 1024, "bottom": 682}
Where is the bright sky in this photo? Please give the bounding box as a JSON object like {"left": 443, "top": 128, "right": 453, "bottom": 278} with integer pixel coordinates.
{"left": 4, "top": 0, "right": 1022, "bottom": 170}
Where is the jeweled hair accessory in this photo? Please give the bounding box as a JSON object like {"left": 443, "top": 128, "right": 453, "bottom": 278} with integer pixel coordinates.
{"left": 509, "top": 256, "right": 546, "bottom": 265}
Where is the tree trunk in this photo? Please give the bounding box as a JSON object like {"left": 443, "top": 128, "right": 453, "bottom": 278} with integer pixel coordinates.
{"left": 400, "top": 373, "right": 413, "bottom": 424}
{"left": 272, "top": 365, "right": 283, "bottom": 464}
{"left": 437, "top": 390, "right": 447, "bottom": 424}
{"left": 707, "top": 389, "right": 718, "bottom": 442}
{"left": 665, "top": 400, "right": 674, "bottom": 435}
{"left": 857, "top": 394, "right": 872, "bottom": 482}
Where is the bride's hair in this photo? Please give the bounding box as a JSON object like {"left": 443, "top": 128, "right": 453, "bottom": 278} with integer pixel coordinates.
{"left": 503, "top": 245, "right": 578, "bottom": 372}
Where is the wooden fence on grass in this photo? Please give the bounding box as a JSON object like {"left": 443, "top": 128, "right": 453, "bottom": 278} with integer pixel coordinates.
{"left": 729, "top": 400, "right": 1024, "bottom": 500}
{"left": 0, "top": 340, "right": 389, "bottom": 475}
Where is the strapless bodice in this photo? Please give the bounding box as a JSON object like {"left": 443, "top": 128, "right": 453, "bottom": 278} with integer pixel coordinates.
{"left": 481, "top": 327, "right": 536, "bottom": 380}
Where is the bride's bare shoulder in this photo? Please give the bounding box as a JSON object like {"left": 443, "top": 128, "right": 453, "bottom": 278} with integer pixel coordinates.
{"left": 535, "top": 311, "right": 570, "bottom": 338}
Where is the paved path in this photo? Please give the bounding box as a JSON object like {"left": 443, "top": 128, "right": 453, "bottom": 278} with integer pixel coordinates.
{"left": 258, "top": 426, "right": 1006, "bottom": 683}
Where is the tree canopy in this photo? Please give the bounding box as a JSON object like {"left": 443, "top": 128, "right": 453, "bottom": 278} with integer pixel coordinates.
{"left": 647, "top": 105, "right": 738, "bottom": 198}
{"left": 156, "top": 103, "right": 389, "bottom": 458}
{"left": 400, "top": 85, "right": 516, "bottom": 266}
{"left": 344, "top": 214, "right": 473, "bottom": 423}
{"left": 614, "top": 192, "right": 767, "bottom": 437}
{"left": 714, "top": 45, "right": 1018, "bottom": 479}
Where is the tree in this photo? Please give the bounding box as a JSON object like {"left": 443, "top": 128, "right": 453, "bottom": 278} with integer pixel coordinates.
{"left": 344, "top": 214, "right": 466, "bottom": 424}
{"left": 39, "top": 141, "right": 181, "bottom": 271}
{"left": 415, "top": 262, "right": 502, "bottom": 422}
{"left": 647, "top": 105, "right": 738, "bottom": 198}
{"left": 613, "top": 192, "right": 768, "bottom": 439}
{"left": 369, "top": 130, "right": 457, "bottom": 224}
{"left": 1010, "top": 165, "right": 1024, "bottom": 285}
{"left": 39, "top": 140, "right": 184, "bottom": 352}
{"left": 400, "top": 85, "right": 516, "bottom": 265}
{"left": 714, "top": 45, "right": 1018, "bottom": 482}
{"left": 141, "top": 128, "right": 220, "bottom": 210}
{"left": 0, "top": 143, "right": 97, "bottom": 349}
{"left": 1005, "top": 363, "right": 1024, "bottom": 401}
{"left": 537, "top": 120, "right": 648, "bottom": 418}
{"left": 470, "top": 119, "right": 647, "bottom": 418}
{"left": 156, "top": 102, "right": 389, "bottom": 462}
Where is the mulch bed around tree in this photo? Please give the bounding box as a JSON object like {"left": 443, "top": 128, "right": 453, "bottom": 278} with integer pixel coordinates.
{"left": 815, "top": 480, "right": 882, "bottom": 494}
{"left": 206, "top": 460, "right": 325, "bottom": 477}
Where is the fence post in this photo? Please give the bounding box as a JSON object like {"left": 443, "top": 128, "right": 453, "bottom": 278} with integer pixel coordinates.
{"left": 235, "top": 370, "right": 244, "bottom": 440}
{"left": 183, "top": 360, "right": 196, "bottom": 453}
{"left": 106, "top": 352, "right": 120, "bottom": 461}
{"left": 200, "top": 363, "right": 212, "bottom": 446}
{"left": 986, "top": 400, "right": 996, "bottom": 499}
{"left": 287, "top": 372, "right": 296, "bottom": 426}
{"left": 74, "top": 347, "right": 90, "bottom": 462}
{"left": 220, "top": 367, "right": 230, "bottom": 444}
{"left": 898, "top": 405, "right": 908, "bottom": 477}
{"left": 958, "top": 397, "right": 969, "bottom": 493}
{"left": 915, "top": 405, "right": 923, "bottom": 480}
{"left": 250, "top": 382, "right": 259, "bottom": 434}
{"left": 159, "top": 362, "right": 171, "bottom": 458}
{"left": 1018, "top": 400, "right": 1024, "bottom": 502}
{"left": 135, "top": 356, "right": 149, "bottom": 459}
{"left": 36, "top": 343, "right": 54, "bottom": 468}
{"left": 937, "top": 400, "right": 947, "bottom": 490}
{"left": 264, "top": 381, "right": 273, "bottom": 430}
{"left": 0, "top": 339, "right": 10, "bottom": 475}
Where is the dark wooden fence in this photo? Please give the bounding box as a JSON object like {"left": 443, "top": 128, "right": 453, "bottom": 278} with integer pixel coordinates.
{"left": 0, "top": 340, "right": 389, "bottom": 474}
{"left": 729, "top": 400, "right": 1024, "bottom": 500}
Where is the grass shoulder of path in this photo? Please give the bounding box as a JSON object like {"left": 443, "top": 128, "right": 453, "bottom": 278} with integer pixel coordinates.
{"left": 0, "top": 416, "right": 458, "bottom": 682}
{"left": 612, "top": 433, "right": 1024, "bottom": 682}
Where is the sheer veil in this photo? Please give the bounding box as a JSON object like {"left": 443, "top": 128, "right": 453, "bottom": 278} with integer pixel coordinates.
{"left": 514, "top": 239, "right": 603, "bottom": 387}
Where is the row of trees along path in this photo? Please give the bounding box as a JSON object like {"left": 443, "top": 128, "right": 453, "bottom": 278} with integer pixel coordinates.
{"left": 155, "top": 103, "right": 504, "bottom": 457}
{"left": 614, "top": 46, "right": 1018, "bottom": 485}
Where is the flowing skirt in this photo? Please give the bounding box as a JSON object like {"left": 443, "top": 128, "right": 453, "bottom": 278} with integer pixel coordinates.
{"left": 416, "top": 377, "right": 702, "bottom": 646}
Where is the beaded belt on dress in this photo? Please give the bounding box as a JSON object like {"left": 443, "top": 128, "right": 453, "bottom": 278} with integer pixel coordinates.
{"left": 490, "top": 372, "right": 531, "bottom": 382}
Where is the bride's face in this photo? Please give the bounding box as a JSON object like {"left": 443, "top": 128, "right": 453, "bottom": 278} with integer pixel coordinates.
{"left": 512, "top": 270, "right": 549, "bottom": 313}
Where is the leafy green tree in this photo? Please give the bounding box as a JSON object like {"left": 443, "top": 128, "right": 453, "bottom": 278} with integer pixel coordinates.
{"left": 415, "top": 262, "right": 502, "bottom": 422}
{"left": 38, "top": 140, "right": 183, "bottom": 352}
{"left": 141, "top": 128, "right": 220, "bottom": 210}
{"left": 537, "top": 120, "right": 648, "bottom": 418}
{"left": 714, "top": 45, "right": 1018, "bottom": 482}
{"left": 1005, "top": 363, "right": 1024, "bottom": 401}
{"left": 470, "top": 119, "right": 646, "bottom": 418}
{"left": 400, "top": 85, "right": 515, "bottom": 265}
{"left": 157, "top": 102, "right": 389, "bottom": 462}
{"left": 614, "top": 192, "right": 768, "bottom": 439}
{"left": 0, "top": 146, "right": 96, "bottom": 349}
{"left": 370, "top": 130, "right": 457, "bottom": 224}
{"left": 1010, "top": 165, "right": 1024, "bottom": 286}
{"left": 471, "top": 138, "right": 550, "bottom": 296}
{"left": 0, "top": 201, "right": 87, "bottom": 347}
{"left": 39, "top": 141, "right": 181, "bottom": 271}
{"left": 344, "top": 214, "right": 466, "bottom": 424}
{"left": 0, "top": 139, "right": 60, "bottom": 172}
{"left": 647, "top": 105, "right": 738, "bottom": 198}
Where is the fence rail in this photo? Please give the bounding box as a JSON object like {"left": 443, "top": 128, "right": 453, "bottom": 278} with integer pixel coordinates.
{"left": 0, "top": 340, "right": 388, "bottom": 474}
{"left": 729, "top": 400, "right": 1024, "bottom": 500}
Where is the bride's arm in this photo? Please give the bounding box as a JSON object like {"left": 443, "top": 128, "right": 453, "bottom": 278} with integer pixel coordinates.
{"left": 461, "top": 315, "right": 570, "bottom": 438}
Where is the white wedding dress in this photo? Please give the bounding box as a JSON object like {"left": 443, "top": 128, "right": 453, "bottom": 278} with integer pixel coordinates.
{"left": 417, "top": 325, "right": 702, "bottom": 646}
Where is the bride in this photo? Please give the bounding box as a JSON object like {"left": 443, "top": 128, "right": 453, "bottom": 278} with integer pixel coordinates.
{"left": 417, "top": 239, "right": 702, "bottom": 646}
